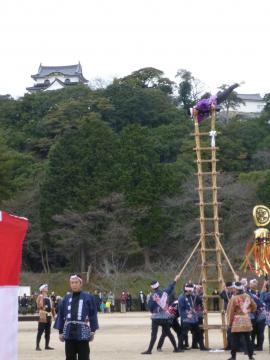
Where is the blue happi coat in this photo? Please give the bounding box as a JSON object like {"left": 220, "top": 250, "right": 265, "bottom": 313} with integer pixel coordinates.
{"left": 260, "top": 291, "right": 270, "bottom": 311}
{"left": 247, "top": 289, "right": 266, "bottom": 321}
{"left": 54, "top": 291, "right": 99, "bottom": 341}
{"left": 178, "top": 293, "right": 201, "bottom": 324}
{"left": 148, "top": 281, "right": 176, "bottom": 319}
{"left": 261, "top": 291, "right": 270, "bottom": 325}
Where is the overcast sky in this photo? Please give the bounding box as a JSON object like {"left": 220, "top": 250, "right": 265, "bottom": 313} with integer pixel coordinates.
{"left": 1, "top": 0, "right": 269, "bottom": 97}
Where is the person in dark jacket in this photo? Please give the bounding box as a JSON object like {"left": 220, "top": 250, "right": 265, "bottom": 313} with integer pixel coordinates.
{"left": 220, "top": 281, "right": 236, "bottom": 350}
{"left": 141, "top": 274, "right": 181, "bottom": 355}
{"left": 93, "top": 290, "right": 101, "bottom": 312}
{"left": 212, "top": 289, "right": 219, "bottom": 311}
{"left": 260, "top": 279, "right": 270, "bottom": 346}
{"left": 178, "top": 283, "right": 207, "bottom": 351}
{"left": 247, "top": 278, "right": 266, "bottom": 351}
{"left": 126, "top": 292, "right": 132, "bottom": 311}
{"left": 139, "top": 291, "right": 147, "bottom": 311}
{"left": 54, "top": 274, "right": 98, "bottom": 360}
{"left": 156, "top": 300, "right": 184, "bottom": 352}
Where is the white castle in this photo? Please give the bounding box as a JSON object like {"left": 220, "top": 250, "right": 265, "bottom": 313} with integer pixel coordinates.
{"left": 26, "top": 63, "right": 88, "bottom": 93}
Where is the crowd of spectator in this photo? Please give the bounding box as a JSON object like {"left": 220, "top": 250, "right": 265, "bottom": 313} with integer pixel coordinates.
{"left": 93, "top": 290, "right": 150, "bottom": 313}
{"left": 19, "top": 289, "right": 152, "bottom": 314}
{"left": 18, "top": 292, "right": 62, "bottom": 315}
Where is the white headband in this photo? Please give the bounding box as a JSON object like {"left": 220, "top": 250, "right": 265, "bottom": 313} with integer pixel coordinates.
{"left": 234, "top": 284, "right": 243, "bottom": 290}
{"left": 39, "top": 284, "right": 48, "bottom": 292}
{"left": 241, "top": 278, "right": 248, "bottom": 286}
{"left": 151, "top": 281, "right": 159, "bottom": 289}
{"left": 185, "top": 286, "right": 194, "bottom": 291}
{"left": 70, "top": 275, "right": 82, "bottom": 282}
{"left": 250, "top": 279, "right": 258, "bottom": 285}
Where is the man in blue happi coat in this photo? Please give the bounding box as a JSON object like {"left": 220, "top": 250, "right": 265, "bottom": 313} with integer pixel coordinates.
{"left": 55, "top": 274, "right": 99, "bottom": 360}
{"left": 141, "top": 274, "right": 181, "bottom": 355}
{"left": 178, "top": 283, "right": 207, "bottom": 351}
{"left": 247, "top": 279, "right": 266, "bottom": 351}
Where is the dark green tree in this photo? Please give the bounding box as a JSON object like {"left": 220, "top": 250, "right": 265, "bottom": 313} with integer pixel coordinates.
{"left": 40, "top": 115, "right": 120, "bottom": 232}
{"left": 118, "top": 124, "right": 185, "bottom": 268}
{"left": 176, "top": 69, "right": 203, "bottom": 112}
{"left": 105, "top": 80, "right": 182, "bottom": 131}
{"left": 121, "top": 67, "right": 175, "bottom": 94}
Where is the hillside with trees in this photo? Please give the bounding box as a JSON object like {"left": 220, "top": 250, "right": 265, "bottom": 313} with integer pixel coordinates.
{"left": 1, "top": 68, "right": 270, "bottom": 277}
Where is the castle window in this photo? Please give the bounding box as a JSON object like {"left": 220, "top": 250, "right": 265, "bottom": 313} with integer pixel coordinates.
{"left": 65, "top": 78, "right": 71, "bottom": 84}
{"left": 44, "top": 79, "right": 50, "bottom": 85}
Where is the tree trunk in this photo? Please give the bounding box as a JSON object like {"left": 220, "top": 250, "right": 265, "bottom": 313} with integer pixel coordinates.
{"left": 80, "top": 244, "right": 86, "bottom": 273}
{"left": 143, "top": 247, "right": 152, "bottom": 271}
{"left": 40, "top": 243, "right": 48, "bottom": 273}
{"left": 86, "top": 264, "right": 91, "bottom": 283}
{"left": 45, "top": 244, "right": 50, "bottom": 273}
{"left": 226, "top": 104, "right": 230, "bottom": 122}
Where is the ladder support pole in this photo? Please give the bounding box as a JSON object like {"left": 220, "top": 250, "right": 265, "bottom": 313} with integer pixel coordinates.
{"left": 176, "top": 240, "right": 201, "bottom": 278}
{"left": 191, "top": 108, "right": 237, "bottom": 349}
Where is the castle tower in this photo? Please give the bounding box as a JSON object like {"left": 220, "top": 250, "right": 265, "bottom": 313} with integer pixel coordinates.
{"left": 26, "top": 63, "right": 88, "bottom": 93}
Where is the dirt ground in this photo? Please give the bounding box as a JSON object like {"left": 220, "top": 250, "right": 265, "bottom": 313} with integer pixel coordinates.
{"left": 19, "top": 312, "right": 270, "bottom": 360}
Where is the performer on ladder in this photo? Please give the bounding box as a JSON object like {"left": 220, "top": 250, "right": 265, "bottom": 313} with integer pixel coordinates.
{"left": 192, "top": 82, "right": 244, "bottom": 123}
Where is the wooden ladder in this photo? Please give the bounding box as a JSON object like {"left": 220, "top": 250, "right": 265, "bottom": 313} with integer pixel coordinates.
{"left": 193, "top": 109, "right": 236, "bottom": 348}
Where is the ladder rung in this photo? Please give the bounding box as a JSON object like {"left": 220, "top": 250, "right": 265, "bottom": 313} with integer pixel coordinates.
{"left": 203, "top": 279, "right": 223, "bottom": 283}
{"left": 199, "top": 232, "right": 223, "bottom": 236}
{"left": 202, "top": 248, "right": 222, "bottom": 252}
{"left": 198, "top": 217, "right": 221, "bottom": 221}
{"left": 196, "top": 202, "right": 221, "bottom": 206}
{"left": 203, "top": 295, "right": 220, "bottom": 298}
{"left": 193, "top": 147, "right": 219, "bottom": 151}
{"left": 195, "top": 172, "right": 220, "bottom": 175}
{"left": 191, "top": 132, "right": 221, "bottom": 136}
{"left": 200, "top": 325, "right": 227, "bottom": 330}
{"left": 196, "top": 187, "right": 221, "bottom": 191}
{"left": 194, "top": 159, "right": 219, "bottom": 163}
{"left": 201, "top": 263, "right": 223, "bottom": 267}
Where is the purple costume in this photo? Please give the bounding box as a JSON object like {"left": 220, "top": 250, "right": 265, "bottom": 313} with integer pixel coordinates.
{"left": 194, "top": 95, "right": 217, "bottom": 123}
{"left": 194, "top": 83, "right": 240, "bottom": 123}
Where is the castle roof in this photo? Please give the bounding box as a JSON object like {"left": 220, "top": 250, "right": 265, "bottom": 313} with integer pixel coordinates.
{"left": 237, "top": 93, "right": 264, "bottom": 102}
{"left": 31, "top": 63, "right": 88, "bottom": 82}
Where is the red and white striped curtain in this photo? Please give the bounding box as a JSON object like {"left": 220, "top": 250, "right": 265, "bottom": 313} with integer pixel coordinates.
{"left": 0, "top": 211, "right": 28, "bottom": 360}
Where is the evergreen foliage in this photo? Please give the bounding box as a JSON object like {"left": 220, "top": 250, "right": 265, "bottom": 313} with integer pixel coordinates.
{"left": 0, "top": 68, "right": 269, "bottom": 273}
